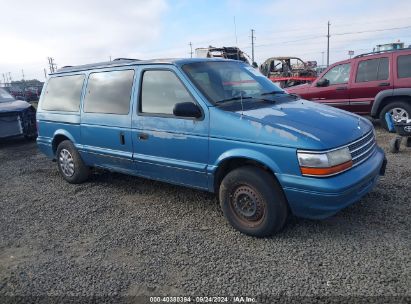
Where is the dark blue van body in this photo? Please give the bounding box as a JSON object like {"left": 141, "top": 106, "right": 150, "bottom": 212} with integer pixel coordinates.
{"left": 37, "top": 58, "right": 386, "bottom": 234}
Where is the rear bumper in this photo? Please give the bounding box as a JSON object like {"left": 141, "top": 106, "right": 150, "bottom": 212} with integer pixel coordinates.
{"left": 278, "top": 147, "right": 386, "bottom": 219}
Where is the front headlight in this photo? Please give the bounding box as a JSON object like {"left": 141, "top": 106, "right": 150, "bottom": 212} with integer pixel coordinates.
{"left": 297, "top": 147, "right": 352, "bottom": 177}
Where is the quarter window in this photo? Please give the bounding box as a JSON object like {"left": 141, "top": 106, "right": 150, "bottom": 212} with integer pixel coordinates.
{"left": 356, "top": 57, "right": 389, "bottom": 82}
{"left": 398, "top": 54, "right": 411, "bottom": 78}
{"left": 83, "top": 70, "right": 134, "bottom": 115}
{"left": 140, "top": 70, "right": 196, "bottom": 115}
{"left": 321, "top": 63, "right": 351, "bottom": 85}
{"left": 42, "top": 75, "right": 85, "bottom": 112}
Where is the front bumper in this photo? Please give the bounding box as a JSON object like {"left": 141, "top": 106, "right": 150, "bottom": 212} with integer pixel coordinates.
{"left": 277, "top": 146, "right": 386, "bottom": 219}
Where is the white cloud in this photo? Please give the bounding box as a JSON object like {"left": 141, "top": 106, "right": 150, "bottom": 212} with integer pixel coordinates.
{"left": 0, "top": 0, "right": 168, "bottom": 80}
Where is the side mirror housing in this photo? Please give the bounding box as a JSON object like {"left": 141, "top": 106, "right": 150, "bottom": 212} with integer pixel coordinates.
{"left": 316, "top": 78, "right": 329, "bottom": 87}
{"left": 173, "top": 102, "right": 202, "bottom": 118}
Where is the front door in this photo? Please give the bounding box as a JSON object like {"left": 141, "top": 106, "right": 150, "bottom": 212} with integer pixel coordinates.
{"left": 132, "top": 66, "right": 209, "bottom": 190}
{"left": 80, "top": 68, "right": 136, "bottom": 173}
{"left": 307, "top": 62, "right": 351, "bottom": 111}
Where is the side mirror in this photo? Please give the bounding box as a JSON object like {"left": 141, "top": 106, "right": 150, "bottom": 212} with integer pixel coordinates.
{"left": 173, "top": 102, "right": 202, "bottom": 118}
{"left": 316, "top": 78, "right": 329, "bottom": 87}
{"left": 252, "top": 62, "right": 258, "bottom": 68}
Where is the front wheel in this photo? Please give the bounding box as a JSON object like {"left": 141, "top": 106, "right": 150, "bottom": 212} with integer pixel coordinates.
{"left": 56, "top": 140, "right": 90, "bottom": 184}
{"left": 379, "top": 101, "right": 411, "bottom": 130}
{"left": 219, "top": 166, "right": 288, "bottom": 237}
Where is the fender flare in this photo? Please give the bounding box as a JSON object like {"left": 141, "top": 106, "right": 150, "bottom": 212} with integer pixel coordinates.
{"left": 52, "top": 129, "right": 77, "bottom": 153}
{"left": 371, "top": 88, "right": 411, "bottom": 117}
{"left": 211, "top": 148, "right": 281, "bottom": 174}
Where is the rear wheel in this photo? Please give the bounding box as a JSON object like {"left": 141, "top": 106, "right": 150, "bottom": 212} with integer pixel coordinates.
{"left": 379, "top": 101, "right": 411, "bottom": 130}
{"left": 56, "top": 140, "right": 90, "bottom": 184}
{"left": 219, "top": 166, "right": 288, "bottom": 237}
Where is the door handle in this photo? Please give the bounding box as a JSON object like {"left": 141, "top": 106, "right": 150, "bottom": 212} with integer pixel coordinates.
{"left": 378, "top": 82, "right": 390, "bottom": 87}
{"left": 138, "top": 133, "right": 149, "bottom": 140}
{"left": 336, "top": 86, "right": 347, "bottom": 91}
{"left": 119, "top": 132, "right": 125, "bottom": 145}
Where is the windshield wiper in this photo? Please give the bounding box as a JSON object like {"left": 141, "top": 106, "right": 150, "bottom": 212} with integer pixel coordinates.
{"left": 260, "top": 90, "right": 286, "bottom": 96}
{"left": 216, "top": 95, "right": 253, "bottom": 104}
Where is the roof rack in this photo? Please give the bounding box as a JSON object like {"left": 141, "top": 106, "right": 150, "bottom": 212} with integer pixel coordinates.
{"left": 354, "top": 47, "right": 411, "bottom": 59}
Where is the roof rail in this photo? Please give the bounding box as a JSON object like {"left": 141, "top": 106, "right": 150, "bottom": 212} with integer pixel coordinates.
{"left": 354, "top": 47, "right": 411, "bottom": 59}
{"left": 113, "top": 58, "right": 139, "bottom": 61}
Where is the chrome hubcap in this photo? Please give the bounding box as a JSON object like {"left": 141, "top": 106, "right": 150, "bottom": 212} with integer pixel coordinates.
{"left": 59, "top": 149, "right": 75, "bottom": 177}
{"left": 390, "top": 108, "right": 409, "bottom": 123}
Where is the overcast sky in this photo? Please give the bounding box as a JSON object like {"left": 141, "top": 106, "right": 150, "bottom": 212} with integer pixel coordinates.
{"left": 1, "top": 0, "right": 410, "bottom": 81}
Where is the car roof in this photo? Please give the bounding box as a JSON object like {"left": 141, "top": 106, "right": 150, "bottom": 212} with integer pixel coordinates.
{"left": 52, "top": 57, "right": 234, "bottom": 75}
{"left": 353, "top": 47, "right": 411, "bottom": 59}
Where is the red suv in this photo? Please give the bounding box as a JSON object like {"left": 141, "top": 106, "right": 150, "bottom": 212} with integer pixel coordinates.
{"left": 287, "top": 48, "right": 411, "bottom": 128}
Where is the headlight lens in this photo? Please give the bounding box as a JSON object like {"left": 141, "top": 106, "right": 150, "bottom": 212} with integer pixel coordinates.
{"left": 297, "top": 147, "right": 352, "bottom": 177}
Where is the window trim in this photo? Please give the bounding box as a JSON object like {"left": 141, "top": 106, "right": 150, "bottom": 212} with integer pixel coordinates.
{"left": 41, "top": 73, "right": 86, "bottom": 113}
{"left": 320, "top": 63, "right": 351, "bottom": 85}
{"left": 83, "top": 69, "right": 135, "bottom": 115}
{"left": 397, "top": 54, "right": 411, "bottom": 79}
{"left": 138, "top": 68, "right": 204, "bottom": 121}
{"left": 355, "top": 57, "right": 389, "bottom": 83}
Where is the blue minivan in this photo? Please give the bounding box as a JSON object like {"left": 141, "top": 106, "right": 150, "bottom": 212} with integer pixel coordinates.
{"left": 37, "top": 58, "right": 387, "bottom": 236}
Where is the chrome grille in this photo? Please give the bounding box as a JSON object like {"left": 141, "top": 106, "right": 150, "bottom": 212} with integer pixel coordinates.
{"left": 348, "top": 130, "right": 376, "bottom": 166}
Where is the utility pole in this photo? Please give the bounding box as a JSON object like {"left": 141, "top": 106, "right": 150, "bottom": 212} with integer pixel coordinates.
{"left": 189, "top": 42, "right": 193, "bottom": 58}
{"left": 44, "top": 68, "right": 48, "bottom": 79}
{"left": 8, "top": 72, "right": 12, "bottom": 83}
{"left": 251, "top": 29, "right": 256, "bottom": 63}
{"left": 2, "top": 73, "right": 5, "bottom": 85}
{"left": 21, "top": 69, "right": 25, "bottom": 81}
{"left": 327, "top": 21, "right": 330, "bottom": 67}
{"left": 321, "top": 51, "right": 324, "bottom": 66}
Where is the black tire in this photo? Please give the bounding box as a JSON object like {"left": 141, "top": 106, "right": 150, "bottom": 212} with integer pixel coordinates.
{"left": 219, "top": 166, "right": 288, "bottom": 237}
{"left": 56, "top": 140, "right": 90, "bottom": 184}
{"left": 379, "top": 101, "right": 411, "bottom": 130}
{"left": 389, "top": 137, "right": 402, "bottom": 153}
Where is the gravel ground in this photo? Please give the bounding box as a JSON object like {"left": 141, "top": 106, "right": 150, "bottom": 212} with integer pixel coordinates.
{"left": 0, "top": 125, "right": 410, "bottom": 303}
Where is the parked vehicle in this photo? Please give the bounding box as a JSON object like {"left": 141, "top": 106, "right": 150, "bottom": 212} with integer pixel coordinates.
{"left": 287, "top": 48, "right": 411, "bottom": 129}
{"left": 37, "top": 58, "right": 386, "bottom": 237}
{"left": 0, "top": 88, "right": 37, "bottom": 139}
{"left": 260, "top": 56, "right": 317, "bottom": 88}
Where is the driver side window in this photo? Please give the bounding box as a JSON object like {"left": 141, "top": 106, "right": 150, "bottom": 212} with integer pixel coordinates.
{"left": 322, "top": 63, "right": 351, "bottom": 85}
{"left": 140, "top": 70, "right": 196, "bottom": 115}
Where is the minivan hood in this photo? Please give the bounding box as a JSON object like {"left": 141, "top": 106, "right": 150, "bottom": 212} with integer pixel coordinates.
{"left": 0, "top": 100, "right": 31, "bottom": 113}
{"left": 210, "top": 98, "right": 372, "bottom": 150}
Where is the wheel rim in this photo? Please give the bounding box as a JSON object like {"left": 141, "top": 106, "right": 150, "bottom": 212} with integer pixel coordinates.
{"left": 389, "top": 107, "right": 409, "bottom": 123}
{"left": 229, "top": 185, "right": 266, "bottom": 227}
{"left": 59, "top": 149, "right": 75, "bottom": 177}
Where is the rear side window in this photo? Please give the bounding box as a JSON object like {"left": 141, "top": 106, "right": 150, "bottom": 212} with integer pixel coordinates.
{"left": 83, "top": 70, "right": 134, "bottom": 115}
{"left": 140, "top": 70, "right": 196, "bottom": 115}
{"left": 398, "top": 55, "right": 411, "bottom": 78}
{"left": 356, "top": 57, "right": 389, "bottom": 82}
{"left": 42, "top": 75, "right": 85, "bottom": 112}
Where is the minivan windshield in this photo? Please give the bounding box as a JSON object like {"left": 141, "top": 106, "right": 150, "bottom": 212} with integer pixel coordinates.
{"left": 0, "top": 88, "right": 15, "bottom": 103}
{"left": 182, "top": 61, "right": 284, "bottom": 104}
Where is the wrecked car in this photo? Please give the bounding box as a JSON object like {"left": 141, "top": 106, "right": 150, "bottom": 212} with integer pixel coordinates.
{"left": 0, "top": 88, "right": 37, "bottom": 139}
{"left": 260, "top": 56, "right": 317, "bottom": 88}
{"left": 196, "top": 46, "right": 255, "bottom": 66}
